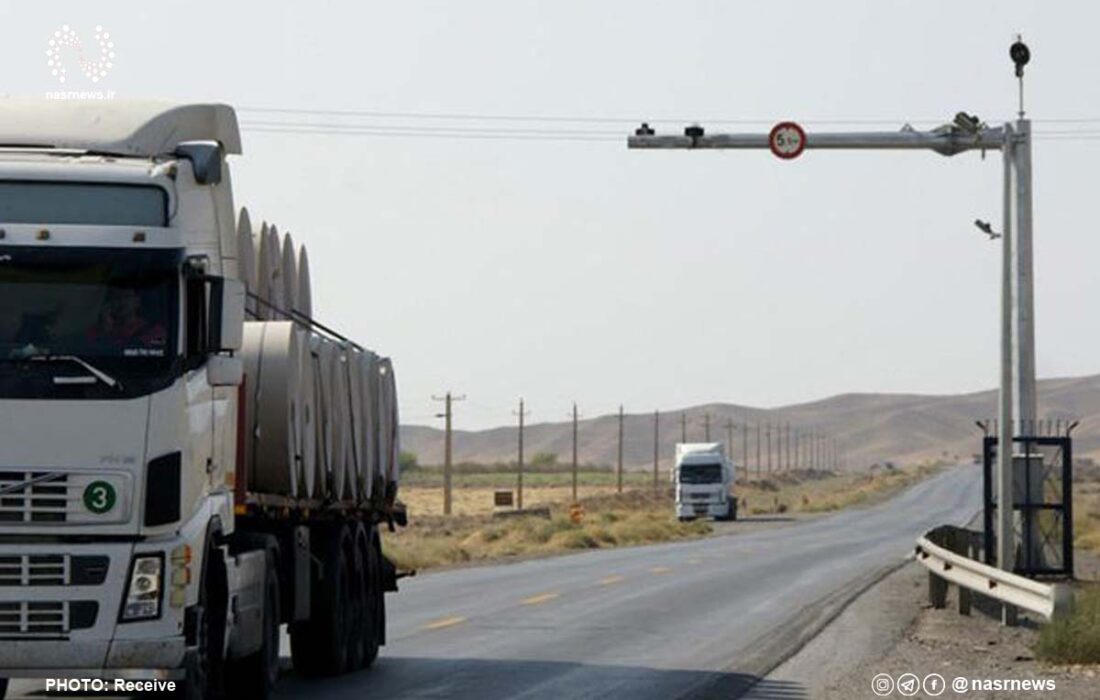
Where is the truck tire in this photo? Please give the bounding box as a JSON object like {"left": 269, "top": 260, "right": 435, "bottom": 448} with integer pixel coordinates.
{"left": 227, "top": 545, "right": 281, "bottom": 699}
{"left": 290, "top": 525, "right": 352, "bottom": 676}
{"left": 358, "top": 527, "right": 381, "bottom": 667}
{"left": 346, "top": 525, "right": 368, "bottom": 670}
{"left": 183, "top": 544, "right": 228, "bottom": 700}
{"left": 0, "top": 677, "right": 8, "bottom": 699}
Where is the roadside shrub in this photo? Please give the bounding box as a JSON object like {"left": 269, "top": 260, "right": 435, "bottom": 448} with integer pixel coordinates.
{"left": 1035, "top": 587, "right": 1100, "bottom": 664}
{"left": 550, "top": 529, "right": 599, "bottom": 549}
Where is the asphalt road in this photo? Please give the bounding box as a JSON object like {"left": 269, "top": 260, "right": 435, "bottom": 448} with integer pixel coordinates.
{"left": 272, "top": 465, "right": 982, "bottom": 700}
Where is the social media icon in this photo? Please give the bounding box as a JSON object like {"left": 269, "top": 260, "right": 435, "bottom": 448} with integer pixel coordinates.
{"left": 923, "top": 673, "right": 946, "bottom": 696}
{"left": 896, "top": 672, "right": 920, "bottom": 697}
{"left": 953, "top": 677, "right": 969, "bottom": 693}
{"left": 871, "top": 673, "right": 894, "bottom": 697}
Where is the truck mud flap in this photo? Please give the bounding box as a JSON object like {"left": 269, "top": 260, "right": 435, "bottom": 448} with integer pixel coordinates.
{"left": 380, "top": 554, "right": 413, "bottom": 592}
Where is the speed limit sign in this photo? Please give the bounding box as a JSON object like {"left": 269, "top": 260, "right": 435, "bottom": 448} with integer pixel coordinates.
{"left": 769, "top": 121, "right": 806, "bottom": 159}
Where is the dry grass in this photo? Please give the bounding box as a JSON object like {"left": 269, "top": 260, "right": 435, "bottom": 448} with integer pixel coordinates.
{"left": 384, "top": 464, "right": 942, "bottom": 571}
{"left": 1035, "top": 584, "right": 1100, "bottom": 664}
{"left": 1072, "top": 465, "right": 1100, "bottom": 554}
{"left": 383, "top": 490, "right": 710, "bottom": 571}
{"left": 1031, "top": 464, "right": 1100, "bottom": 665}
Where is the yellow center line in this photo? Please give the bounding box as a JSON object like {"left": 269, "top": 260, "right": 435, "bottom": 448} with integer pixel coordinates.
{"left": 422, "top": 615, "right": 466, "bottom": 631}
{"left": 650, "top": 566, "right": 672, "bottom": 574}
{"left": 521, "top": 592, "right": 561, "bottom": 605}
{"left": 599, "top": 575, "right": 625, "bottom": 586}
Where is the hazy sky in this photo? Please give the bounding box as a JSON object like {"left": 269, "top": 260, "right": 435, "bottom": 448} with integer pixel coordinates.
{"left": 3, "top": 1, "right": 1096, "bottom": 429}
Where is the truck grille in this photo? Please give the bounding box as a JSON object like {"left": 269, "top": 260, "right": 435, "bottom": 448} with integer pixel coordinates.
{"left": 0, "top": 601, "right": 97, "bottom": 637}
{"left": 0, "top": 555, "right": 109, "bottom": 587}
{"left": 0, "top": 470, "right": 130, "bottom": 525}
{"left": 0, "top": 472, "right": 69, "bottom": 522}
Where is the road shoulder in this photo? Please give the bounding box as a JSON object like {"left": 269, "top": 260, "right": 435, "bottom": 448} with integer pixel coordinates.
{"left": 746, "top": 559, "right": 1100, "bottom": 699}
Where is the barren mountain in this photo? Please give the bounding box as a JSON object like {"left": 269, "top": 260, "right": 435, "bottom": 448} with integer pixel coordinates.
{"left": 400, "top": 374, "right": 1100, "bottom": 471}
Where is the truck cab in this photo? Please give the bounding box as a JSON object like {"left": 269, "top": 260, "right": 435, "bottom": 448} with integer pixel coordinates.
{"left": 673, "top": 442, "right": 737, "bottom": 521}
{"left": 0, "top": 100, "right": 256, "bottom": 696}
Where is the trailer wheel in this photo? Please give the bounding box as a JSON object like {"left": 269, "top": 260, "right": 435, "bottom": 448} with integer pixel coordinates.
{"left": 355, "top": 527, "right": 381, "bottom": 668}
{"left": 183, "top": 544, "right": 228, "bottom": 700}
{"left": 290, "top": 525, "right": 352, "bottom": 676}
{"left": 346, "top": 527, "right": 368, "bottom": 670}
{"left": 228, "top": 545, "right": 281, "bottom": 699}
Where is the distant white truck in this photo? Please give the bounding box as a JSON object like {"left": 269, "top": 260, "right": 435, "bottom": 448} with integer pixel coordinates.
{"left": 673, "top": 443, "right": 737, "bottom": 521}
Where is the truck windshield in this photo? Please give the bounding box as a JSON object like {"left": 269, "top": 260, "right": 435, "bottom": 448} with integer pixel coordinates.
{"left": 679, "top": 463, "right": 723, "bottom": 484}
{"left": 0, "top": 246, "right": 180, "bottom": 398}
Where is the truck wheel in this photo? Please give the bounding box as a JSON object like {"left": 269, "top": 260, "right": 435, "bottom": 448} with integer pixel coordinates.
{"left": 0, "top": 677, "right": 8, "bottom": 699}
{"left": 183, "top": 545, "right": 227, "bottom": 700}
{"left": 346, "top": 526, "right": 368, "bottom": 670}
{"left": 362, "top": 532, "right": 382, "bottom": 667}
{"left": 228, "top": 546, "right": 281, "bottom": 699}
{"left": 290, "top": 525, "right": 352, "bottom": 676}
{"left": 730, "top": 501, "right": 738, "bottom": 521}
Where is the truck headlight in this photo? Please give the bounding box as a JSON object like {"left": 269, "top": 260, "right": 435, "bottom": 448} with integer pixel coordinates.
{"left": 120, "top": 554, "right": 164, "bottom": 622}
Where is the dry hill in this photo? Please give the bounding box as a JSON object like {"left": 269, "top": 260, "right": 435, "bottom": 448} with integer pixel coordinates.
{"left": 400, "top": 374, "right": 1100, "bottom": 471}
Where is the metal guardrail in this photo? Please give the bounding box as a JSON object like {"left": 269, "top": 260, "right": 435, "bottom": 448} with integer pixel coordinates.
{"left": 914, "top": 525, "right": 1074, "bottom": 621}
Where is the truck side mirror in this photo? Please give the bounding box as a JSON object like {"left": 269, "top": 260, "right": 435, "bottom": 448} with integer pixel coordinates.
{"left": 208, "top": 277, "right": 245, "bottom": 353}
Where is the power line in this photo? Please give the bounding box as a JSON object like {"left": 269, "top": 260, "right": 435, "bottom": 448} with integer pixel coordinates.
{"left": 239, "top": 105, "right": 958, "bottom": 126}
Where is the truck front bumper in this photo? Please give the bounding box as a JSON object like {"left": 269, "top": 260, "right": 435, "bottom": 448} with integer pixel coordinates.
{"left": 676, "top": 502, "right": 728, "bottom": 518}
{"left": 0, "top": 639, "right": 186, "bottom": 679}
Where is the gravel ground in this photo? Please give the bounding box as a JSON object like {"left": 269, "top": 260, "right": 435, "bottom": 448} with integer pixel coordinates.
{"left": 746, "top": 556, "right": 1100, "bottom": 699}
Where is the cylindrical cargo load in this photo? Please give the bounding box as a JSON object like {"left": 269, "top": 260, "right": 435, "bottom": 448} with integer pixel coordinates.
{"left": 308, "top": 335, "right": 332, "bottom": 497}
{"left": 243, "top": 321, "right": 304, "bottom": 497}
{"left": 296, "top": 246, "right": 313, "bottom": 319}
{"left": 365, "top": 351, "right": 382, "bottom": 501}
{"left": 255, "top": 222, "right": 276, "bottom": 320}
{"left": 237, "top": 211, "right": 258, "bottom": 318}
{"left": 329, "top": 346, "right": 352, "bottom": 500}
{"left": 352, "top": 350, "right": 378, "bottom": 502}
{"left": 296, "top": 328, "right": 317, "bottom": 498}
{"left": 240, "top": 322, "right": 265, "bottom": 490}
{"left": 264, "top": 224, "right": 286, "bottom": 317}
{"left": 281, "top": 233, "right": 299, "bottom": 319}
{"left": 378, "top": 358, "right": 400, "bottom": 489}
{"left": 344, "top": 348, "right": 369, "bottom": 503}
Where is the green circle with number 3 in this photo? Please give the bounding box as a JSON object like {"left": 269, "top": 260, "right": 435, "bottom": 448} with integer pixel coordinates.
{"left": 83, "top": 481, "right": 117, "bottom": 514}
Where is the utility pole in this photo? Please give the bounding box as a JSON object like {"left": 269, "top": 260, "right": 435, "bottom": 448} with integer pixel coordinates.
{"left": 680, "top": 411, "right": 687, "bottom": 443}
{"left": 432, "top": 391, "right": 465, "bottom": 516}
{"left": 741, "top": 418, "right": 748, "bottom": 477}
{"left": 703, "top": 412, "right": 711, "bottom": 441}
{"left": 766, "top": 423, "right": 773, "bottom": 474}
{"left": 617, "top": 404, "right": 625, "bottom": 493}
{"left": 653, "top": 410, "right": 660, "bottom": 494}
{"left": 810, "top": 430, "right": 817, "bottom": 470}
{"left": 794, "top": 428, "right": 800, "bottom": 470}
{"left": 513, "top": 398, "right": 531, "bottom": 509}
{"left": 571, "top": 402, "right": 580, "bottom": 503}
{"left": 725, "top": 418, "right": 734, "bottom": 460}
{"left": 786, "top": 424, "right": 792, "bottom": 471}
{"left": 776, "top": 420, "right": 783, "bottom": 472}
{"left": 755, "top": 423, "right": 761, "bottom": 478}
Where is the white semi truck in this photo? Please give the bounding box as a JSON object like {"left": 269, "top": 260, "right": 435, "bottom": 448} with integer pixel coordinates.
{"left": 673, "top": 442, "right": 737, "bottom": 521}
{"left": 0, "top": 100, "right": 408, "bottom": 698}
